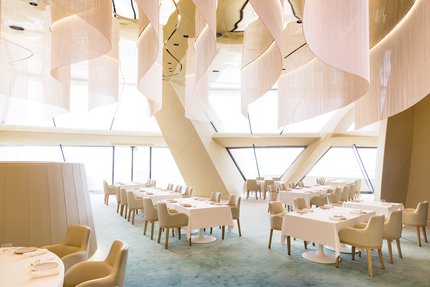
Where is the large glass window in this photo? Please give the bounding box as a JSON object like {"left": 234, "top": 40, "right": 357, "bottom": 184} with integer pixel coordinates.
{"left": 0, "top": 146, "right": 64, "bottom": 162}
{"left": 133, "top": 146, "right": 151, "bottom": 183}
{"left": 113, "top": 146, "right": 132, "bottom": 183}
{"left": 305, "top": 147, "right": 378, "bottom": 192}
{"left": 229, "top": 146, "right": 305, "bottom": 179}
{"left": 151, "top": 147, "right": 184, "bottom": 188}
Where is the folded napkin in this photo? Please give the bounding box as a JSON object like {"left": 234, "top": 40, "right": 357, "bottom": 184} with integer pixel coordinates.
{"left": 24, "top": 249, "right": 48, "bottom": 258}
{"left": 329, "top": 215, "right": 346, "bottom": 221}
{"left": 31, "top": 268, "right": 59, "bottom": 279}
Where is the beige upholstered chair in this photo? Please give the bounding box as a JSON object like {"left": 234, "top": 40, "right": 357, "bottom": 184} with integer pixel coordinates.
{"left": 44, "top": 224, "right": 91, "bottom": 272}
{"left": 348, "top": 184, "right": 356, "bottom": 201}
{"left": 244, "top": 179, "right": 260, "bottom": 199}
{"left": 227, "top": 195, "right": 242, "bottom": 236}
{"left": 338, "top": 215, "right": 385, "bottom": 276}
{"left": 63, "top": 240, "right": 128, "bottom": 287}
{"left": 103, "top": 180, "right": 117, "bottom": 206}
{"left": 268, "top": 201, "right": 285, "bottom": 249}
{"left": 143, "top": 198, "right": 158, "bottom": 240}
{"left": 402, "top": 201, "right": 428, "bottom": 247}
{"left": 174, "top": 185, "right": 182, "bottom": 193}
{"left": 126, "top": 191, "right": 143, "bottom": 224}
{"left": 383, "top": 210, "right": 403, "bottom": 263}
{"left": 327, "top": 193, "right": 342, "bottom": 206}
{"left": 209, "top": 191, "right": 221, "bottom": 203}
{"left": 310, "top": 195, "right": 327, "bottom": 207}
{"left": 334, "top": 187, "right": 342, "bottom": 202}
{"left": 262, "top": 180, "right": 275, "bottom": 200}
{"left": 115, "top": 187, "right": 121, "bottom": 213}
{"left": 166, "top": 183, "right": 174, "bottom": 191}
{"left": 340, "top": 185, "right": 350, "bottom": 202}
{"left": 256, "top": 176, "right": 265, "bottom": 181}
{"left": 182, "top": 186, "right": 193, "bottom": 198}
{"left": 157, "top": 203, "right": 189, "bottom": 249}
{"left": 119, "top": 188, "right": 128, "bottom": 218}
{"left": 293, "top": 197, "right": 308, "bottom": 210}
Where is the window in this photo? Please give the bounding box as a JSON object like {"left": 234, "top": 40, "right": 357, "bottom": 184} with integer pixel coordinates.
{"left": 151, "top": 147, "right": 184, "bottom": 188}
{"left": 0, "top": 146, "right": 64, "bottom": 162}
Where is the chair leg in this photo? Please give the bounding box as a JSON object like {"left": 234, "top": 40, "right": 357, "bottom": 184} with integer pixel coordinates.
{"left": 116, "top": 202, "right": 120, "bottom": 213}
{"left": 189, "top": 238, "right": 192, "bottom": 246}
{"left": 336, "top": 256, "right": 341, "bottom": 268}
{"left": 378, "top": 248, "right": 385, "bottom": 270}
{"left": 304, "top": 241, "right": 307, "bottom": 249}
{"left": 157, "top": 228, "right": 162, "bottom": 244}
{"left": 396, "top": 239, "right": 403, "bottom": 258}
{"left": 367, "top": 248, "right": 373, "bottom": 277}
{"left": 352, "top": 246, "right": 356, "bottom": 261}
{"left": 151, "top": 222, "right": 155, "bottom": 240}
{"left": 417, "top": 226, "right": 422, "bottom": 247}
{"left": 127, "top": 209, "right": 131, "bottom": 222}
{"left": 178, "top": 227, "right": 181, "bottom": 240}
{"left": 165, "top": 228, "right": 169, "bottom": 249}
{"left": 106, "top": 195, "right": 109, "bottom": 205}
{"left": 222, "top": 226, "right": 225, "bottom": 240}
{"left": 120, "top": 205, "right": 124, "bottom": 216}
{"left": 387, "top": 239, "right": 393, "bottom": 264}
{"left": 246, "top": 191, "right": 249, "bottom": 199}
{"left": 423, "top": 226, "right": 428, "bottom": 243}
{"left": 144, "top": 221, "right": 148, "bottom": 235}
{"left": 172, "top": 229, "right": 175, "bottom": 237}
{"left": 268, "top": 229, "right": 273, "bottom": 249}
{"left": 210, "top": 227, "right": 213, "bottom": 234}
{"left": 237, "top": 218, "right": 242, "bottom": 236}
{"left": 132, "top": 210, "right": 135, "bottom": 225}
{"left": 287, "top": 236, "right": 291, "bottom": 255}
{"left": 104, "top": 195, "right": 108, "bottom": 205}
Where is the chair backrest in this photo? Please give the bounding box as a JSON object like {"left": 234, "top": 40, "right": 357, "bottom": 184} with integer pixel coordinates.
{"left": 272, "top": 177, "right": 280, "bottom": 182}
{"left": 293, "top": 197, "right": 308, "bottom": 210}
{"left": 63, "top": 225, "right": 91, "bottom": 252}
{"left": 227, "top": 195, "right": 239, "bottom": 206}
{"left": 115, "top": 187, "right": 121, "bottom": 202}
{"left": 167, "top": 183, "right": 174, "bottom": 191}
{"left": 183, "top": 186, "right": 193, "bottom": 197}
{"left": 256, "top": 176, "right": 264, "bottom": 181}
{"left": 143, "top": 198, "right": 158, "bottom": 221}
{"left": 327, "top": 193, "right": 339, "bottom": 204}
{"left": 384, "top": 210, "right": 402, "bottom": 239}
{"left": 209, "top": 191, "right": 221, "bottom": 203}
{"left": 174, "top": 185, "right": 182, "bottom": 193}
{"left": 156, "top": 202, "right": 170, "bottom": 227}
{"left": 334, "top": 187, "right": 342, "bottom": 200}
{"left": 103, "top": 180, "right": 109, "bottom": 194}
{"left": 105, "top": 240, "right": 129, "bottom": 287}
{"left": 416, "top": 201, "right": 429, "bottom": 226}
{"left": 341, "top": 185, "right": 350, "bottom": 201}
{"left": 126, "top": 191, "right": 142, "bottom": 209}
{"left": 348, "top": 184, "right": 356, "bottom": 200}
{"left": 246, "top": 179, "right": 259, "bottom": 191}
{"left": 363, "top": 215, "right": 385, "bottom": 248}
{"left": 279, "top": 183, "right": 287, "bottom": 190}
{"left": 267, "top": 185, "right": 275, "bottom": 192}
{"left": 269, "top": 192, "right": 278, "bottom": 201}
{"left": 264, "top": 180, "right": 275, "bottom": 188}
{"left": 298, "top": 181, "right": 305, "bottom": 187}
{"left": 269, "top": 201, "right": 284, "bottom": 215}
{"left": 120, "top": 188, "right": 128, "bottom": 204}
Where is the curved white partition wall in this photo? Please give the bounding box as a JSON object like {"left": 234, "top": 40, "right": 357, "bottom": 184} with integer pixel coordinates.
{"left": 0, "top": 162, "right": 97, "bottom": 256}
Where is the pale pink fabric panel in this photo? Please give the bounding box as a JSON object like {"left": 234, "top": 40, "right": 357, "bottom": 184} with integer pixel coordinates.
{"left": 241, "top": 0, "right": 283, "bottom": 116}
{"left": 355, "top": 0, "right": 430, "bottom": 128}
{"left": 50, "top": 0, "right": 112, "bottom": 82}
{"left": 136, "top": 0, "right": 162, "bottom": 116}
{"left": 282, "top": 21, "right": 314, "bottom": 73}
{"left": 88, "top": 18, "right": 120, "bottom": 110}
{"left": 185, "top": 0, "right": 217, "bottom": 120}
{"left": 303, "top": 0, "right": 370, "bottom": 82}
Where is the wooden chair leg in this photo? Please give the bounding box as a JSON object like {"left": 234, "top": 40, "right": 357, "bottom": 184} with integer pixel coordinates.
{"left": 304, "top": 241, "right": 308, "bottom": 249}
{"left": 336, "top": 256, "right": 341, "bottom": 268}
{"left": 151, "top": 222, "right": 155, "bottom": 240}
{"left": 106, "top": 195, "right": 109, "bottom": 205}
{"left": 387, "top": 239, "right": 393, "bottom": 264}
{"left": 268, "top": 229, "right": 273, "bottom": 249}
{"left": 132, "top": 210, "right": 136, "bottom": 225}
{"left": 423, "top": 226, "right": 428, "bottom": 243}
{"left": 287, "top": 236, "right": 291, "bottom": 255}
{"left": 120, "top": 205, "right": 123, "bottom": 216}
{"left": 222, "top": 226, "right": 225, "bottom": 240}
{"left": 417, "top": 226, "right": 422, "bottom": 247}
{"left": 144, "top": 221, "right": 148, "bottom": 235}
{"left": 172, "top": 229, "right": 175, "bottom": 237}
{"left": 189, "top": 238, "right": 192, "bottom": 246}
{"left": 210, "top": 227, "right": 213, "bottom": 234}
{"left": 367, "top": 248, "right": 373, "bottom": 277}
{"left": 378, "top": 248, "right": 385, "bottom": 270}
{"left": 237, "top": 218, "right": 242, "bottom": 236}
{"left": 352, "top": 246, "right": 356, "bottom": 260}
{"left": 116, "top": 202, "right": 120, "bottom": 213}
{"left": 157, "top": 228, "right": 162, "bottom": 244}
{"left": 165, "top": 228, "right": 169, "bottom": 249}
{"left": 396, "top": 239, "right": 403, "bottom": 258}
{"left": 178, "top": 227, "right": 181, "bottom": 240}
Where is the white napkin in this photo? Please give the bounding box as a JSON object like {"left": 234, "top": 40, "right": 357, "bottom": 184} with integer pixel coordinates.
{"left": 31, "top": 268, "right": 59, "bottom": 279}
{"left": 24, "top": 248, "right": 48, "bottom": 258}
{"left": 329, "top": 215, "right": 346, "bottom": 221}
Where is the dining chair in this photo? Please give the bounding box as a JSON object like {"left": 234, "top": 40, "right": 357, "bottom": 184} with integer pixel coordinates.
{"left": 267, "top": 189, "right": 279, "bottom": 212}
{"left": 402, "top": 201, "right": 428, "bottom": 247}
{"left": 327, "top": 193, "right": 342, "bottom": 206}
{"left": 338, "top": 215, "right": 385, "bottom": 277}
{"left": 293, "top": 197, "right": 308, "bottom": 210}
{"left": 126, "top": 191, "right": 144, "bottom": 225}
{"left": 227, "top": 195, "right": 242, "bottom": 237}
{"left": 348, "top": 184, "right": 356, "bottom": 201}
{"left": 44, "top": 224, "right": 91, "bottom": 272}
{"left": 157, "top": 203, "right": 190, "bottom": 249}
{"left": 244, "top": 179, "right": 260, "bottom": 199}
{"left": 256, "top": 176, "right": 265, "bottom": 181}
{"left": 119, "top": 188, "right": 128, "bottom": 218}
{"left": 182, "top": 186, "right": 193, "bottom": 198}
{"left": 174, "top": 185, "right": 182, "bottom": 193}
{"left": 143, "top": 198, "right": 158, "bottom": 240}
{"left": 166, "top": 183, "right": 174, "bottom": 191}
{"left": 209, "top": 191, "right": 221, "bottom": 203}
{"left": 334, "top": 187, "right": 342, "bottom": 201}
{"left": 63, "top": 240, "right": 128, "bottom": 287}
{"left": 268, "top": 201, "right": 285, "bottom": 249}
{"left": 340, "top": 185, "right": 350, "bottom": 202}
{"left": 262, "top": 180, "right": 275, "bottom": 200}
{"left": 310, "top": 195, "right": 327, "bottom": 207}
{"left": 383, "top": 210, "right": 403, "bottom": 263}
{"left": 103, "top": 180, "right": 117, "bottom": 206}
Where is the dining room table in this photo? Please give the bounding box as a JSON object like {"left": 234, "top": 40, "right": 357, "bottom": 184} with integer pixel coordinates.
{"left": 343, "top": 200, "right": 403, "bottom": 217}
{"left": 281, "top": 206, "right": 375, "bottom": 264}
{"left": 134, "top": 187, "right": 182, "bottom": 204}
{"left": 0, "top": 247, "right": 64, "bottom": 287}
{"left": 278, "top": 185, "right": 332, "bottom": 207}
{"left": 165, "top": 197, "right": 234, "bottom": 243}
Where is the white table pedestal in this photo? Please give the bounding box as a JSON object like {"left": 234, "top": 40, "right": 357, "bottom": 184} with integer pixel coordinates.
{"left": 325, "top": 243, "right": 354, "bottom": 254}
{"left": 191, "top": 229, "right": 216, "bottom": 244}
{"left": 302, "top": 244, "right": 336, "bottom": 264}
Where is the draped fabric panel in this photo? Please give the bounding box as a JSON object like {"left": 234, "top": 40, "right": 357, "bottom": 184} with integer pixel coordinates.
{"left": 355, "top": 0, "right": 430, "bottom": 129}
{"left": 185, "top": 0, "right": 217, "bottom": 121}
{"left": 278, "top": 0, "right": 369, "bottom": 127}
{"left": 136, "top": 0, "right": 162, "bottom": 116}
{"left": 241, "top": 0, "right": 283, "bottom": 116}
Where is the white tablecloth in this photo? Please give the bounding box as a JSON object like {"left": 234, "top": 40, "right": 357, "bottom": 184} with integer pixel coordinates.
{"left": 166, "top": 198, "right": 234, "bottom": 239}
{"left": 278, "top": 185, "right": 331, "bottom": 206}
{"left": 281, "top": 206, "right": 375, "bottom": 258}
{"left": 325, "top": 180, "right": 354, "bottom": 187}
{"left": 135, "top": 188, "right": 182, "bottom": 204}
{"left": 343, "top": 201, "right": 403, "bottom": 217}
{"left": 0, "top": 248, "right": 64, "bottom": 287}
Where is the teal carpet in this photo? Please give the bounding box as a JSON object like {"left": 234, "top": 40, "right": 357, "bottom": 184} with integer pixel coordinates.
{"left": 90, "top": 193, "right": 430, "bottom": 287}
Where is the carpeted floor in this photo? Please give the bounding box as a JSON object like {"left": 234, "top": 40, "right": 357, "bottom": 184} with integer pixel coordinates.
{"left": 90, "top": 193, "right": 430, "bottom": 287}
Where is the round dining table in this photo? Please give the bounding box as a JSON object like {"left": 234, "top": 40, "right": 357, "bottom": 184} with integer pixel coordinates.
{"left": 0, "top": 247, "right": 64, "bottom": 287}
